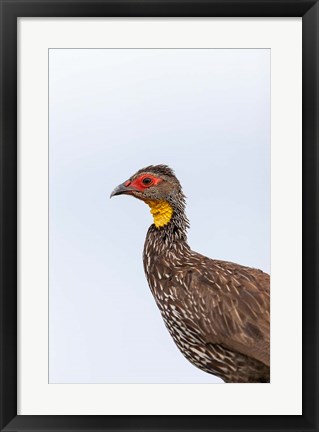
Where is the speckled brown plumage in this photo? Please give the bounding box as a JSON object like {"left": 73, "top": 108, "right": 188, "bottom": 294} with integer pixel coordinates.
{"left": 111, "top": 165, "right": 270, "bottom": 383}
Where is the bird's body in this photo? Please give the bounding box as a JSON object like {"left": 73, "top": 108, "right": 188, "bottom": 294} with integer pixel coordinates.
{"left": 144, "top": 222, "right": 270, "bottom": 383}
{"left": 111, "top": 165, "right": 270, "bottom": 383}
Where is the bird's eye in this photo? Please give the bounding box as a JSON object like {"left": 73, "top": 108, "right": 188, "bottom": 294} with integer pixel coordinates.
{"left": 142, "top": 177, "right": 152, "bottom": 185}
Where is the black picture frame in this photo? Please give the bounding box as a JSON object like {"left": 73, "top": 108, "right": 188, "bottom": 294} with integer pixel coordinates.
{"left": 0, "top": 1, "right": 318, "bottom": 431}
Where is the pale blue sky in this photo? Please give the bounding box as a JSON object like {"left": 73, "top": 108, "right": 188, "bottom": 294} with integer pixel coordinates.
{"left": 49, "top": 49, "right": 270, "bottom": 383}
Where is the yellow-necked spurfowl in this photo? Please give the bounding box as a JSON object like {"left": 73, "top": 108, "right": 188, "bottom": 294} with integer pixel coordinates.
{"left": 111, "top": 165, "right": 270, "bottom": 383}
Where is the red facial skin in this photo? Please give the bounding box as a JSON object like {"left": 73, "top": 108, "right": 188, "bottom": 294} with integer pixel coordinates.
{"left": 127, "top": 175, "right": 162, "bottom": 191}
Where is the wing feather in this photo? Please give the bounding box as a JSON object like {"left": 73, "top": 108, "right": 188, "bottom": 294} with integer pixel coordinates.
{"left": 168, "top": 255, "right": 270, "bottom": 366}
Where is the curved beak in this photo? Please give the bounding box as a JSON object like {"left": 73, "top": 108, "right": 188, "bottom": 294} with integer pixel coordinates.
{"left": 110, "top": 182, "right": 134, "bottom": 198}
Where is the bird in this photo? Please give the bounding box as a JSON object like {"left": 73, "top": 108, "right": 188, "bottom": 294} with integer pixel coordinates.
{"left": 110, "top": 164, "right": 270, "bottom": 383}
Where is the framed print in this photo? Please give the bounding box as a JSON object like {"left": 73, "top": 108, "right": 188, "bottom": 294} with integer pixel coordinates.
{"left": 0, "top": 1, "right": 318, "bottom": 431}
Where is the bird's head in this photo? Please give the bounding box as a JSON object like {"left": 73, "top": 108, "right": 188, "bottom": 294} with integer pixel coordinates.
{"left": 110, "top": 164, "right": 186, "bottom": 229}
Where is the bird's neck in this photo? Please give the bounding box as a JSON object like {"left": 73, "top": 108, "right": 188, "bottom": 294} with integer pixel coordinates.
{"left": 145, "top": 200, "right": 190, "bottom": 252}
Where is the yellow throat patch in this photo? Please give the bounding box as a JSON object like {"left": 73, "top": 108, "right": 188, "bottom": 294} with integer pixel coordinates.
{"left": 145, "top": 200, "right": 174, "bottom": 228}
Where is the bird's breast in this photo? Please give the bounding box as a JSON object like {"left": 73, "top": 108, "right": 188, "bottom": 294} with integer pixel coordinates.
{"left": 143, "top": 249, "right": 207, "bottom": 341}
